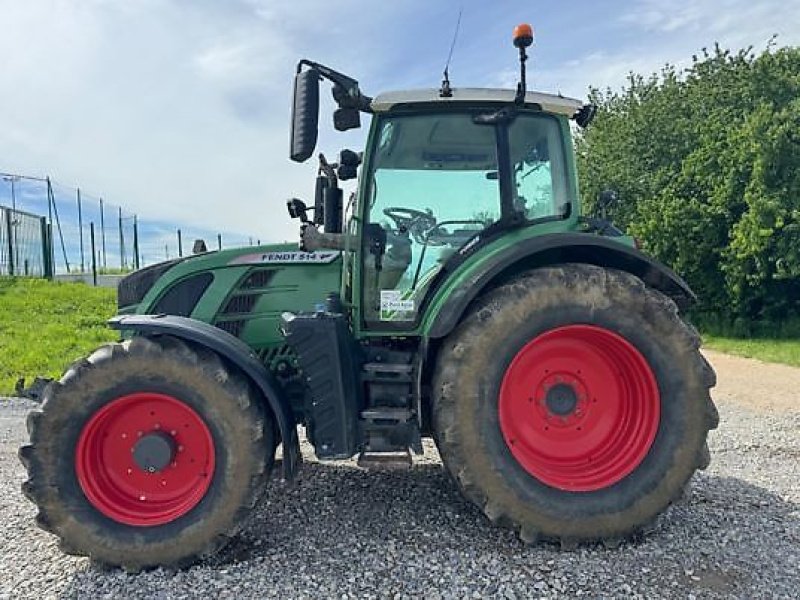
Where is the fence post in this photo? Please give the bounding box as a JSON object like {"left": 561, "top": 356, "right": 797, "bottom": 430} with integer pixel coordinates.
{"left": 90, "top": 222, "right": 97, "bottom": 286}
{"left": 40, "top": 217, "right": 52, "bottom": 279}
{"left": 133, "top": 215, "right": 140, "bottom": 269}
{"left": 217, "top": 234, "right": 222, "bottom": 250}
{"left": 77, "top": 188, "right": 85, "bottom": 272}
{"left": 118, "top": 207, "right": 125, "bottom": 270}
{"left": 177, "top": 229, "right": 183, "bottom": 257}
{"left": 4, "top": 209, "right": 14, "bottom": 276}
{"left": 99, "top": 198, "right": 107, "bottom": 269}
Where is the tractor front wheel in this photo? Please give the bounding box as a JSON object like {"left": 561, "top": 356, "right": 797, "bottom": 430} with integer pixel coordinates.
{"left": 19, "top": 335, "right": 274, "bottom": 570}
{"left": 432, "top": 264, "right": 717, "bottom": 546}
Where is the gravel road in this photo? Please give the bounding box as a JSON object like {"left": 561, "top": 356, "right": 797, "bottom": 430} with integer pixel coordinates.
{"left": 1, "top": 350, "right": 798, "bottom": 599}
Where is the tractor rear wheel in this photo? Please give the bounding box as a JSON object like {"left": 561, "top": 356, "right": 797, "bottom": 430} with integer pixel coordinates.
{"left": 19, "top": 335, "right": 274, "bottom": 570}
{"left": 432, "top": 264, "right": 717, "bottom": 546}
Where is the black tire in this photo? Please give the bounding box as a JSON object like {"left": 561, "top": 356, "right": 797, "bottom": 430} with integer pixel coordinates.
{"left": 432, "top": 264, "right": 718, "bottom": 546}
{"left": 19, "top": 335, "right": 275, "bottom": 570}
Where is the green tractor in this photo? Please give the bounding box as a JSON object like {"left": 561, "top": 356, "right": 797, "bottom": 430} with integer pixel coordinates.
{"left": 20, "top": 26, "right": 717, "bottom": 570}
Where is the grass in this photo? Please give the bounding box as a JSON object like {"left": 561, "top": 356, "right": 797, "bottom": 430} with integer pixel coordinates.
{"left": 0, "top": 277, "right": 118, "bottom": 395}
{"left": 702, "top": 335, "right": 800, "bottom": 367}
{"left": 695, "top": 314, "right": 800, "bottom": 368}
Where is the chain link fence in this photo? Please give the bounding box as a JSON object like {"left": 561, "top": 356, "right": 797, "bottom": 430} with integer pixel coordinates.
{"left": 1, "top": 172, "right": 259, "bottom": 278}
{"left": 0, "top": 206, "right": 50, "bottom": 277}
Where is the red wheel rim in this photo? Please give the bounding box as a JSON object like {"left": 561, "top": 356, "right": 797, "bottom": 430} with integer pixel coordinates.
{"left": 498, "top": 325, "right": 660, "bottom": 492}
{"left": 75, "top": 392, "right": 215, "bottom": 526}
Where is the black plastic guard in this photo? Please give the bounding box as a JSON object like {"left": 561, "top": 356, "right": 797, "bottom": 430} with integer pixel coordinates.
{"left": 108, "top": 314, "right": 301, "bottom": 479}
{"left": 281, "top": 312, "right": 362, "bottom": 459}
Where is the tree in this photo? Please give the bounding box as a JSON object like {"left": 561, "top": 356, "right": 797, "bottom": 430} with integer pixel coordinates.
{"left": 577, "top": 44, "right": 800, "bottom": 322}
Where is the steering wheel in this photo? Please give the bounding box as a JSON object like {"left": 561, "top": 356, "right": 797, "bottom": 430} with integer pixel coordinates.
{"left": 383, "top": 207, "right": 437, "bottom": 243}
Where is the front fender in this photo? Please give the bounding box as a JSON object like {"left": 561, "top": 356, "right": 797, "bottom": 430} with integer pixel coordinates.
{"left": 108, "top": 314, "right": 300, "bottom": 479}
{"left": 425, "top": 233, "right": 695, "bottom": 339}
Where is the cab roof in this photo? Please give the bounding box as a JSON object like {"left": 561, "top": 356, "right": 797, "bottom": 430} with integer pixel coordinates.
{"left": 370, "top": 88, "right": 584, "bottom": 117}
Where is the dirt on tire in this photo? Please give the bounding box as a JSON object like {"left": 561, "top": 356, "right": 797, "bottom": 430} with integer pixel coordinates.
{"left": 432, "top": 264, "right": 717, "bottom": 546}
{"left": 19, "top": 335, "right": 274, "bottom": 571}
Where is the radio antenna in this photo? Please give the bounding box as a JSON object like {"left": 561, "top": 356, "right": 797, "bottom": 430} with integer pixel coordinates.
{"left": 440, "top": 7, "right": 463, "bottom": 98}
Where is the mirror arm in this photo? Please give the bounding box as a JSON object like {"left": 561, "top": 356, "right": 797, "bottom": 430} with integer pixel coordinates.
{"left": 297, "top": 60, "right": 373, "bottom": 112}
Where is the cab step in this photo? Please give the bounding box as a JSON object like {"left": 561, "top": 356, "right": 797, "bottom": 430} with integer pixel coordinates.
{"left": 357, "top": 451, "right": 413, "bottom": 470}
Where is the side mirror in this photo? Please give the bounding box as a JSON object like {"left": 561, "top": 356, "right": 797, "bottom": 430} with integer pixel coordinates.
{"left": 290, "top": 68, "right": 320, "bottom": 163}
{"left": 597, "top": 189, "right": 618, "bottom": 219}
{"left": 573, "top": 104, "right": 597, "bottom": 129}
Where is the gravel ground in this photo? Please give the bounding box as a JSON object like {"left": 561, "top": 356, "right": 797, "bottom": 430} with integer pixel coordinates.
{"left": 1, "top": 350, "right": 798, "bottom": 599}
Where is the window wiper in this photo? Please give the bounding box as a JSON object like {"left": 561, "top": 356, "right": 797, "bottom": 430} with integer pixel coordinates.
{"left": 520, "top": 162, "right": 545, "bottom": 180}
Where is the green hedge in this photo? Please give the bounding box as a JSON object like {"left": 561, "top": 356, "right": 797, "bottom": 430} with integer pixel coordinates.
{"left": 577, "top": 44, "right": 800, "bottom": 323}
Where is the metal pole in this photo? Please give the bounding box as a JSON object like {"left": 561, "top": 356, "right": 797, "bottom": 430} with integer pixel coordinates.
{"left": 40, "top": 217, "right": 52, "bottom": 279}
{"left": 47, "top": 178, "right": 70, "bottom": 273}
{"left": 165, "top": 244, "right": 169, "bottom": 260}
{"left": 133, "top": 215, "right": 140, "bottom": 269}
{"left": 90, "top": 222, "right": 97, "bottom": 286}
{"left": 217, "top": 233, "right": 222, "bottom": 250}
{"left": 118, "top": 207, "right": 124, "bottom": 270}
{"left": 77, "top": 188, "right": 85, "bottom": 272}
{"left": 45, "top": 178, "right": 54, "bottom": 270}
{"left": 47, "top": 223, "right": 54, "bottom": 278}
{"left": 9, "top": 177, "right": 18, "bottom": 271}
{"left": 177, "top": 229, "right": 183, "bottom": 257}
{"left": 4, "top": 209, "right": 14, "bottom": 276}
{"left": 99, "top": 198, "right": 107, "bottom": 269}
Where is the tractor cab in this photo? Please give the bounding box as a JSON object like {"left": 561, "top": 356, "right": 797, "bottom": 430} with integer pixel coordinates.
{"left": 286, "top": 32, "right": 593, "bottom": 331}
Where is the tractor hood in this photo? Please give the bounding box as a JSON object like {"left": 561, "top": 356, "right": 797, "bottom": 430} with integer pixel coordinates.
{"left": 118, "top": 243, "right": 342, "bottom": 313}
{"left": 117, "top": 243, "right": 343, "bottom": 348}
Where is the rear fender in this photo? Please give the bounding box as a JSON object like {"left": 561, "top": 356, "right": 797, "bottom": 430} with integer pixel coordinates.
{"left": 108, "top": 314, "right": 301, "bottom": 479}
{"left": 426, "top": 233, "right": 695, "bottom": 339}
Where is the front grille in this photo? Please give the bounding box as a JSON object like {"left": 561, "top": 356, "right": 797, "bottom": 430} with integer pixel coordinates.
{"left": 215, "top": 320, "right": 244, "bottom": 337}
{"left": 151, "top": 273, "right": 214, "bottom": 316}
{"left": 221, "top": 293, "right": 260, "bottom": 315}
{"left": 117, "top": 258, "right": 184, "bottom": 308}
{"left": 241, "top": 269, "right": 275, "bottom": 289}
{"left": 212, "top": 267, "right": 275, "bottom": 338}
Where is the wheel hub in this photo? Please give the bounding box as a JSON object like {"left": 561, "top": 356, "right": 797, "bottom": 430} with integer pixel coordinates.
{"left": 544, "top": 383, "right": 578, "bottom": 416}
{"left": 132, "top": 432, "right": 176, "bottom": 473}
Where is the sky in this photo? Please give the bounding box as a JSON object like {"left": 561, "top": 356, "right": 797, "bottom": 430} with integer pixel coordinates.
{"left": 1, "top": 0, "right": 799, "bottom": 245}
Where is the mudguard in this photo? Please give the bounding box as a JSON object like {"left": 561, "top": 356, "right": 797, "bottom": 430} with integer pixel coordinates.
{"left": 427, "top": 233, "right": 696, "bottom": 339}
{"left": 108, "top": 314, "right": 301, "bottom": 479}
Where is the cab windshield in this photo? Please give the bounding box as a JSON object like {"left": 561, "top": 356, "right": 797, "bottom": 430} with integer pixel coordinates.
{"left": 363, "top": 110, "right": 568, "bottom": 323}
